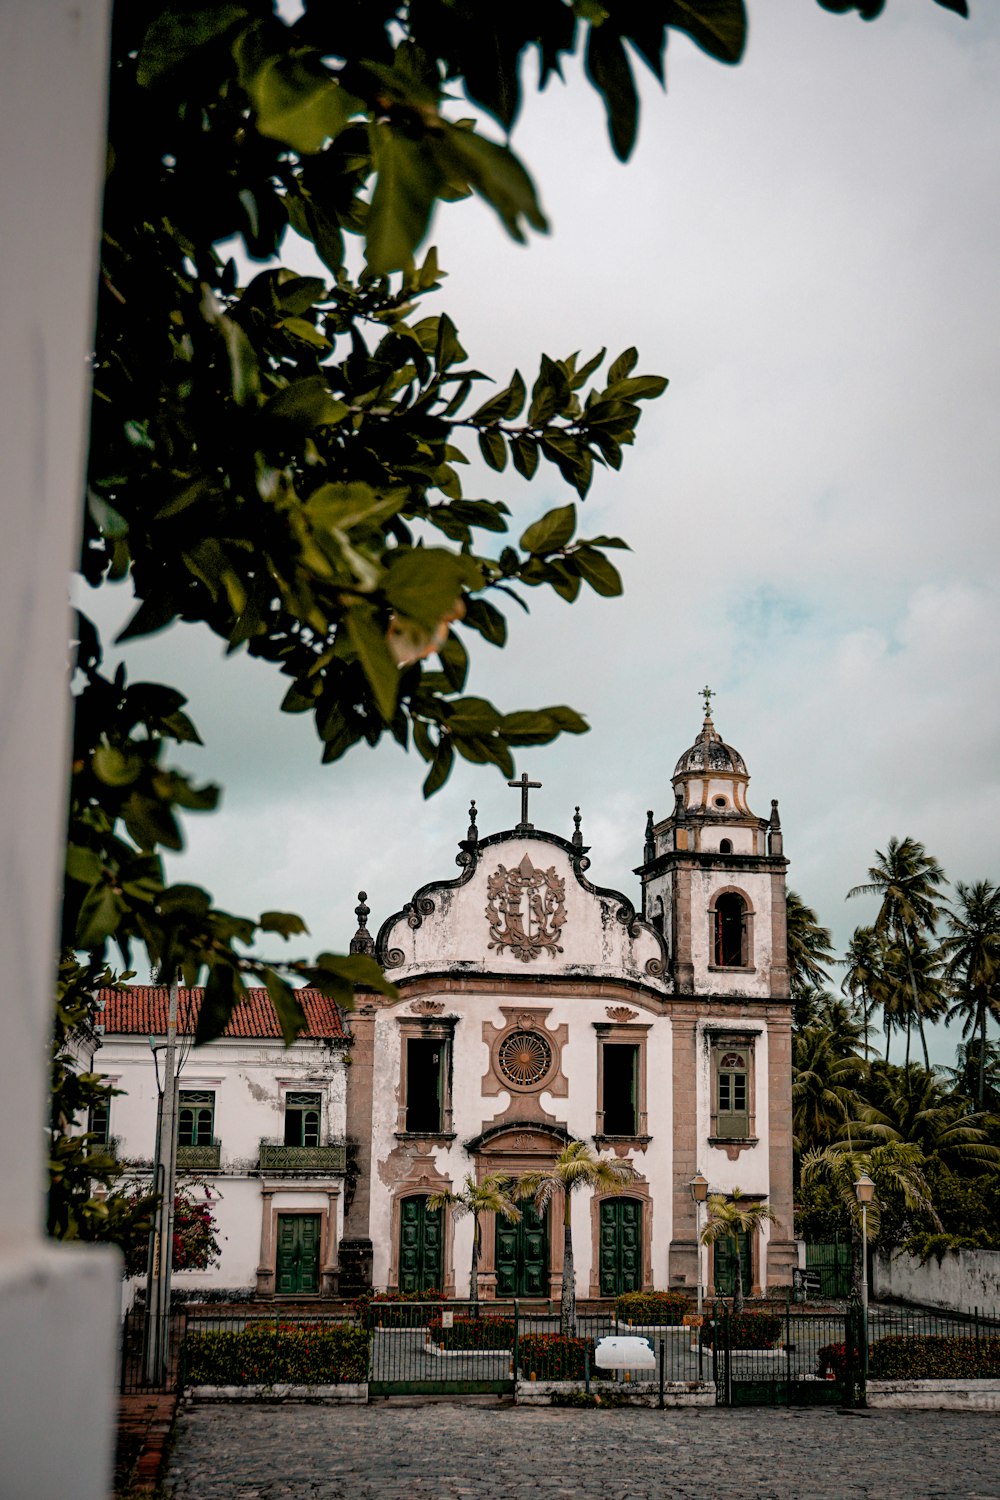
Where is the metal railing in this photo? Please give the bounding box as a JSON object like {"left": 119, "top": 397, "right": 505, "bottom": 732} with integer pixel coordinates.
{"left": 258, "top": 1140, "right": 347, "bottom": 1172}
{"left": 176, "top": 1140, "right": 221, "bottom": 1171}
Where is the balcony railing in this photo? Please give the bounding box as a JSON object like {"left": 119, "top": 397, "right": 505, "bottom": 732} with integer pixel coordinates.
{"left": 176, "top": 1140, "right": 221, "bottom": 1171}
{"left": 258, "top": 1140, "right": 347, "bottom": 1173}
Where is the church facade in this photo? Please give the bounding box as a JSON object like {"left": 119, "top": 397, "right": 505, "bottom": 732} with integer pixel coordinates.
{"left": 97, "top": 704, "right": 796, "bottom": 1304}
{"left": 340, "top": 703, "right": 796, "bottom": 1302}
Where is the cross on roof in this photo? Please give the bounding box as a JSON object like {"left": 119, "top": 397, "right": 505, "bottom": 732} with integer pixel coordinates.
{"left": 701, "top": 684, "right": 716, "bottom": 719}
{"left": 508, "top": 771, "right": 541, "bottom": 830}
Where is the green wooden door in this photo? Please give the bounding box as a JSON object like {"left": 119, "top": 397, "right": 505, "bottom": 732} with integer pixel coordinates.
{"left": 714, "top": 1230, "right": 750, "bottom": 1299}
{"left": 495, "top": 1202, "right": 549, "bottom": 1297}
{"left": 275, "top": 1213, "right": 321, "bottom": 1295}
{"left": 599, "top": 1197, "right": 643, "bottom": 1297}
{"left": 398, "top": 1196, "right": 442, "bottom": 1294}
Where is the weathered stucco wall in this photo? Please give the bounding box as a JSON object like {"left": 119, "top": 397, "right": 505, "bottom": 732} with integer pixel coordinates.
{"left": 873, "top": 1249, "right": 1000, "bottom": 1317}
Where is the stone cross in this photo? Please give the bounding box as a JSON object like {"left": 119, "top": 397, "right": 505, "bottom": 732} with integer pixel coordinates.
{"left": 701, "top": 684, "right": 716, "bottom": 719}
{"left": 508, "top": 772, "right": 541, "bottom": 830}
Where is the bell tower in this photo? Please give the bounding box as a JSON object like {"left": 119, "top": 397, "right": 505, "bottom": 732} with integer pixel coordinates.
{"left": 636, "top": 692, "right": 788, "bottom": 998}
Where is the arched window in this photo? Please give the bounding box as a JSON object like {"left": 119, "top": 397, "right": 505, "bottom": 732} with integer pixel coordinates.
{"left": 714, "top": 892, "right": 748, "bottom": 967}
{"left": 650, "top": 894, "right": 664, "bottom": 935}
{"left": 719, "top": 838, "right": 733, "bottom": 855}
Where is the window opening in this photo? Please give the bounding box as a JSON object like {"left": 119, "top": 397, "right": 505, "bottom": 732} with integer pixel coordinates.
{"left": 88, "top": 1097, "right": 110, "bottom": 1144}
{"left": 284, "top": 1090, "right": 321, "bottom": 1147}
{"left": 602, "top": 1044, "right": 639, "bottom": 1135}
{"left": 178, "top": 1090, "right": 214, "bottom": 1146}
{"left": 716, "top": 1049, "right": 750, "bottom": 1138}
{"left": 406, "top": 1038, "right": 444, "bottom": 1132}
{"left": 714, "top": 892, "right": 746, "bottom": 966}
{"left": 719, "top": 838, "right": 733, "bottom": 854}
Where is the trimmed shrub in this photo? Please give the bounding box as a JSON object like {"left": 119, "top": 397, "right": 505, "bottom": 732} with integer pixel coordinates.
{"left": 816, "top": 1341, "right": 861, "bottom": 1380}
{"left": 355, "top": 1289, "right": 447, "bottom": 1328}
{"left": 426, "top": 1313, "right": 514, "bottom": 1350}
{"left": 615, "top": 1290, "right": 691, "bottom": 1326}
{"left": 519, "top": 1334, "right": 595, "bottom": 1380}
{"left": 869, "top": 1335, "right": 1000, "bottom": 1380}
{"left": 705, "top": 1312, "right": 782, "bottom": 1350}
{"left": 185, "top": 1322, "right": 369, "bottom": 1386}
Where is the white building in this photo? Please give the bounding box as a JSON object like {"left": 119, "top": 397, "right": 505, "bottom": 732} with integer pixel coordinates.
{"left": 98, "top": 987, "right": 351, "bottom": 1298}
{"left": 342, "top": 705, "right": 796, "bottom": 1303}
{"left": 96, "top": 704, "right": 796, "bottom": 1304}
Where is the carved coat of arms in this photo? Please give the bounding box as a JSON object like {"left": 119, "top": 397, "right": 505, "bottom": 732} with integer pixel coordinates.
{"left": 485, "top": 854, "right": 567, "bottom": 961}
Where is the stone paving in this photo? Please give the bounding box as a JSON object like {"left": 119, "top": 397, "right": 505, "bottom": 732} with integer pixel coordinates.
{"left": 163, "top": 1400, "right": 999, "bottom": 1499}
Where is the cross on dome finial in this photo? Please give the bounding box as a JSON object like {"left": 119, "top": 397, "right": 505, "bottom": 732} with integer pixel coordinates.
{"left": 701, "top": 684, "right": 716, "bottom": 720}
{"left": 508, "top": 771, "right": 541, "bottom": 830}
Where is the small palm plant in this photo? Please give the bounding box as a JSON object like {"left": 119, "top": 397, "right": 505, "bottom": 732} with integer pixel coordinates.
{"left": 518, "top": 1139, "right": 635, "bottom": 1335}
{"left": 700, "top": 1188, "right": 777, "bottom": 1313}
{"left": 428, "top": 1172, "right": 521, "bottom": 1305}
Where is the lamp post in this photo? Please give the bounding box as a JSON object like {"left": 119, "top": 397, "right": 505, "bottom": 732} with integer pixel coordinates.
{"left": 689, "top": 1170, "right": 709, "bottom": 1371}
{"left": 853, "top": 1172, "right": 875, "bottom": 1319}
{"left": 144, "top": 973, "right": 180, "bottom": 1385}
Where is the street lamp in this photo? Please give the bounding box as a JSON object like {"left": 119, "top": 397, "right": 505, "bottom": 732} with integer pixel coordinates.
{"left": 689, "top": 1170, "right": 709, "bottom": 1316}
{"left": 853, "top": 1172, "right": 875, "bottom": 1318}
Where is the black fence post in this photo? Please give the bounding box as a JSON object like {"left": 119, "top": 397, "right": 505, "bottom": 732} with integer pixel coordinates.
{"left": 659, "top": 1338, "right": 665, "bottom": 1409}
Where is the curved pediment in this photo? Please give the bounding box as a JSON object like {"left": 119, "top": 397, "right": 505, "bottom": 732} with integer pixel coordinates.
{"left": 376, "top": 828, "right": 668, "bottom": 991}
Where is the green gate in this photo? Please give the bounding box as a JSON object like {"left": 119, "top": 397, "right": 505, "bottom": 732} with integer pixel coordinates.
{"left": 275, "top": 1214, "right": 321, "bottom": 1295}
{"left": 496, "top": 1204, "right": 549, "bottom": 1297}
{"left": 713, "top": 1231, "right": 750, "bottom": 1300}
{"left": 713, "top": 1303, "right": 865, "bottom": 1407}
{"left": 368, "top": 1299, "right": 517, "bottom": 1397}
{"left": 599, "top": 1197, "right": 643, "bottom": 1297}
{"left": 805, "top": 1239, "right": 854, "bottom": 1299}
{"left": 398, "top": 1197, "right": 442, "bottom": 1295}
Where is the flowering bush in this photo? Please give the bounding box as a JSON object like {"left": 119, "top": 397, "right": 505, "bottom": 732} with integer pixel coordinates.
{"left": 816, "top": 1341, "right": 861, "bottom": 1379}
{"left": 519, "top": 1334, "right": 595, "bottom": 1380}
{"left": 354, "top": 1289, "right": 448, "bottom": 1328}
{"left": 120, "top": 1181, "right": 221, "bottom": 1275}
{"left": 868, "top": 1335, "right": 1000, "bottom": 1380}
{"left": 426, "top": 1314, "right": 514, "bottom": 1350}
{"left": 184, "top": 1322, "right": 368, "bottom": 1386}
{"left": 615, "top": 1290, "right": 691, "bottom": 1326}
{"left": 705, "top": 1311, "right": 782, "bottom": 1350}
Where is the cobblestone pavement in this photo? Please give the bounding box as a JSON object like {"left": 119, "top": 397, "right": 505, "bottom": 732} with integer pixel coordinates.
{"left": 163, "top": 1400, "right": 998, "bottom": 1500}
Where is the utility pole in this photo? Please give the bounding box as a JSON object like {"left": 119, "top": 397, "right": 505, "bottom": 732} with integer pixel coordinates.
{"left": 144, "top": 973, "right": 180, "bottom": 1384}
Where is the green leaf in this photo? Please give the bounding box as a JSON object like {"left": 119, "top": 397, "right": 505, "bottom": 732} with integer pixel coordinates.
{"left": 585, "top": 22, "right": 638, "bottom": 162}
{"left": 383, "top": 549, "right": 482, "bottom": 629}
{"left": 310, "top": 951, "right": 397, "bottom": 999}
{"left": 511, "top": 436, "right": 539, "bottom": 480}
{"left": 462, "top": 597, "right": 507, "bottom": 647}
{"left": 605, "top": 374, "right": 669, "bottom": 401}
{"left": 266, "top": 376, "right": 348, "bottom": 428}
{"left": 259, "top": 911, "right": 310, "bottom": 939}
{"left": 195, "top": 962, "right": 242, "bottom": 1045}
{"left": 433, "top": 124, "right": 547, "bottom": 243}
{"left": 137, "top": 6, "right": 247, "bottom": 86}
{"left": 92, "top": 747, "right": 141, "bottom": 787}
{"left": 243, "top": 50, "right": 362, "bottom": 155}
{"left": 344, "top": 605, "right": 399, "bottom": 723}
{"left": 574, "top": 546, "right": 624, "bottom": 596}
{"left": 478, "top": 429, "right": 508, "bottom": 472}
{"left": 519, "top": 504, "right": 577, "bottom": 555}
{"left": 664, "top": 1, "right": 748, "bottom": 65}
{"left": 280, "top": 316, "right": 330, "bottom": 348}
{"left": 608, "top": 347, "right": 639, "bottom": 384}
{"left": 304, "top": 482, "right": 407, "bottom": 534}
{"left": 264, "top": 969, "right": 308, "bottom": 1045}
{"left": 66, "top": 845, "right": 104, "bottom": 886}
{"left": 76, "top": 883, "right": 125, "bottom": 948}
{"left": 528, "top": 354, "right": 570, "bottom": 425}
{"left": 423, "top": 736, "right": 454, "bottom": 797}
{"left": 367, "top": 123, "right": 444, "bottom": 275}
{"left": 115, "top": 595, "right": 178, "bottom": 643}
{"left": 437, "top": 632, "right": 469, "bottom": 692}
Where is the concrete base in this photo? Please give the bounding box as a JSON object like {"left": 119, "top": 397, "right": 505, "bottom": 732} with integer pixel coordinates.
{"left": 0, "top": 1240, "right": 122, "bottom": 1500}
{"left": 867, "top": 1379, "right": 1000, "bottom": 1411}
{"left": 515, "top": 1379, "right": 715, "bottom": 1407}
{"left": 188, "top": 1383, "right": 368, "bottom": 1402}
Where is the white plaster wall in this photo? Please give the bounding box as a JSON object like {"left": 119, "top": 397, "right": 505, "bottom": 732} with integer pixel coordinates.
{"left": 369, "top": 990, "right": 675, "bottom": 1295}
{"left": 384, "top": 835, "right": 665, "bottom": 985}
{"left": 873, "top": 1249, "right": 1000, "bottom": 1317}
{"left": 688, "top": 867, "right": 774, "bottom": 997}
{"left": 698, "top": 826, "right": 756, "bottom": 855}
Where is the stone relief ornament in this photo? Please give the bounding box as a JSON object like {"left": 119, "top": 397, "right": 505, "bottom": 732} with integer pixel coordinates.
{"left": 410, "top": 1000, "right": 445, "bottom": 1016}
{"left": 605, "top": 1006, "right": 638, "bottom": 1023}
{"left": 485, "top": 854, "right": 567, "bottom": 961}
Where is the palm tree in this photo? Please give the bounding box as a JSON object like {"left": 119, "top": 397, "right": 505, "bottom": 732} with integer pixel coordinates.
{"left": 941, "top": 880, "right": 1000, "bottom": 1110}
{"left": 851, "top": 1062, "right": 1000, "bottom": 1178}
{"left": 518, "top": 1140, "right": 635, "bottom": 1335}
{"left": 801, "top": 1140, "right": 937, "bottom": 1298}
{"left": 428, "top": 1172, "right": 521, "bottom": 1305}
{"left": 699, "top": 1189, "right": 777, "bottom": 1313}
{"left": 842, "top": 925, "right": 883, "bottom": 1062}
{"left": 792, "top": 1025, "right": 866, "bottom": 1154}
{"left": 847, "top": 837, "right": 948, "bottom": 1071}
{"left": 786, "top": 891, "right": 836, "bottom": 1031}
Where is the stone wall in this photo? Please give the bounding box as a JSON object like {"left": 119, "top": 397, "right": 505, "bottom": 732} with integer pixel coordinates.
{"left": 873, "top": 1248, "right": 1000, "bottom": 1316}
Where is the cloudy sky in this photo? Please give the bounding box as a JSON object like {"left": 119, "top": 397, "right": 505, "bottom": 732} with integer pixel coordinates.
{"left": 90, "top": 1, "right": 1000, "bottom": 1065}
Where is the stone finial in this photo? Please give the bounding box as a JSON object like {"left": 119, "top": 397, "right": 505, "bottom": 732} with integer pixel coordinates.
{"left": 467, "top": 799, "right": 478, "bottom": 845}
{"left": 644, "top": 809, "right": 655, "bottom": 863}
{"left": 673, "top": 789, "right": 686, "bottom": 820}
{"left": 572, "top": 806, "right": 584, "bottom": 850}
{"left": 769, "top": 798, "right": 781, "bottom": 830}
{"left": 349, "top": 890, "right": 375, "bottom": 956}
{"left": 768, "top": 800, "right": 784, "bottom": 857}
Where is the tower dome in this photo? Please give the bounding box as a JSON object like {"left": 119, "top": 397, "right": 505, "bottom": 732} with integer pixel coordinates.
{"left": 670, "top": 690, "right": 755, "bottom": 823}
{"left": 672, "top": 718, "right": 747, "bottom": 777}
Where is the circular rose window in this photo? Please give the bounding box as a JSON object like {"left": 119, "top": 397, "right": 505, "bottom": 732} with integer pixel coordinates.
{"left": 498, "top": 1030, "right": 553, "bottom": 1088}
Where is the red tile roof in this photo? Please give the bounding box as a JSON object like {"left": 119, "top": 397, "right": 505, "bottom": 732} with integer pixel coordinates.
{"left": 98, "top": 986, "right": 348, "bottom": 1041}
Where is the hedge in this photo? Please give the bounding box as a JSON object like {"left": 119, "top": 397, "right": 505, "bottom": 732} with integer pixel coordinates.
{"left": 519, "top": 1334, "right": 596, "bottom": 1380}
{"left": 355, "top": 1290, "right": 447, "bottom": 1328}
{"left": 184, "top": 1322, "right": 369, "bottom": 1386}
{"left": 615, "top": 1290, "right": 691, "bottom": 1326}
{"left": 705, "top": 1312, "right": 782, "bottom": 1350}
{"left": 868, "top": 1335, "right": 1000, "bottom": 1380}
{"left": 426, "top": 1314, "right": 514, "bottom": 1350}
{"left": 816, "top": 1342, "right": 860, "bottom": 1380}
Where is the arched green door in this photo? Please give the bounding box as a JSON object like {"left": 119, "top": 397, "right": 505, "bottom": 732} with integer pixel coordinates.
{"left": 599, "top": 1197, "right": 643, "bottom": 1297}
{"left": 398, "top": 1196, "right": 442, "bottom": 1294}
{"left": 713, "top": 1230, "right": 751, "bottom": 1299}
{"left": 495, "top": 1202, "right": 549, "bottom": 1297}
